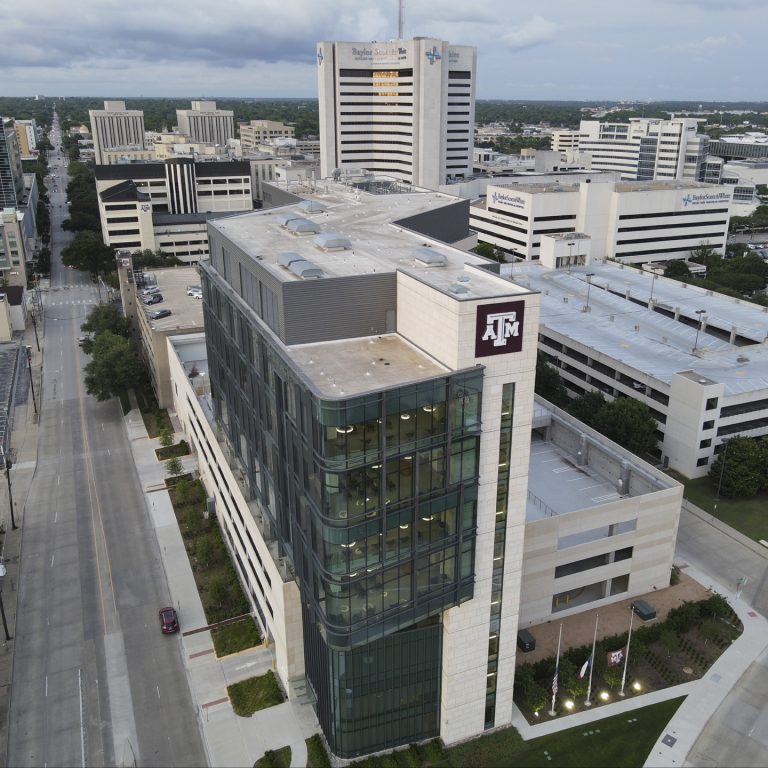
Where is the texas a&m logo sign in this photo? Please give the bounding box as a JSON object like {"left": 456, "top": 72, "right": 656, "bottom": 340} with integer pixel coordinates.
{"left": 474, "top": 301, "right": 525, "bottom": 357}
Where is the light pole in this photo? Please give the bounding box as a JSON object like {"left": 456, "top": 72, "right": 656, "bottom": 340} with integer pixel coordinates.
{"left": 0, "top": 446, "right": 16, "bottom": 530}
{"left": 0, "top": 562, "right": 11, "bottom": 641}
{"left": 692, "top": 309, "right": 706, "bottom": 353}
{"left": 585, "top": 272, "right": 595, "bottom": 312}
{"left": 25, "top": 346, "right": 37, "bottom": 415}
{"left": 715, "top": 439, "right": 729, "bottom": 501}
{"left": 30, "top": 310, "right": 40, "bottom": 352}
{"left": 649, "top": 272, "right": 658, "bottom": 305}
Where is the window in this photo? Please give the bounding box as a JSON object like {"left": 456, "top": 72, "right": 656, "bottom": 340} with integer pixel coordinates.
{"left": 697, "top": 457, "right": 709, "bottom": 467}
{"left": 699, "top": 438, "right": 712, "bottom": 449}
{"left": 702, "top": 420, "right": 715, "bottom": 430}
{"left": 706, "top": 397, "right": 719, "bottom": 411}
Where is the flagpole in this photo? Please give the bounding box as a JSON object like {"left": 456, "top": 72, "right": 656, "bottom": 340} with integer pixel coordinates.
{"left": 619, "top": 604, "right": 634, "bottom": 697}
{"left": 549, "top": 624, "right": 562, "bottom": 716}
{"left": 585, "top": 613, "right": 599, "bottom": 706}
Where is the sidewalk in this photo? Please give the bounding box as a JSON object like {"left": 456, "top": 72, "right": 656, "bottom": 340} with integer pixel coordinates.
{"left": 507, "top": 563, "right": 768, "bottom": 767}
{"left": 0, "top": 326, "right": 44, "bottom": 765}
{"left": 124, "top": 402, "right": 319, "bottom": 767}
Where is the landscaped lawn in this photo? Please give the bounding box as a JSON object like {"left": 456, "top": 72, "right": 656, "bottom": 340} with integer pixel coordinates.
{"left": 446, "top": 697, "right": 684, "bottom": 768}
{"left": 670, "top": 472, "right": 768, "bottom": 542}
{"left": 212, "top": 617, "right": 262, "bottom": 657}
{"left": 156, "top": 440, "right": 191, "bottom": 461}
{"left": 167, "top": 477, "right": 250, "bottom": 624}
{"left": 254, "top": 745, "right": 291, "bottom": 768}
{"left": 228, "top": 671, "right": 284, "bottom": 717}
{"left": 346, "top": 697, "right": 684, "bottom": 768}
{"left": 306, "top": 735, "right": 331, "bottom": 768}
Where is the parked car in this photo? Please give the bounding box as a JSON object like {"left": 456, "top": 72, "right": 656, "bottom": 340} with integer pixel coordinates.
{"left": 141, "top": 285, "right": 161, "bottom": 295}
{"left": 150, "top": 309, "right": 172, "bottom": 320}
{"left": 143, "top": 293, "right": 163, "bottom": 305}
{"left": 186, "top": 285, "right": 202, "bottom": 296}
{"left": 159, "top": 607, "right": 179, "bottom": 634}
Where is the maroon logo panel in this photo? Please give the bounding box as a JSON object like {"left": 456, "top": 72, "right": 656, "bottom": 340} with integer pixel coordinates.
{"left": 475, "top": 301, "right": 525, "bottom": 357}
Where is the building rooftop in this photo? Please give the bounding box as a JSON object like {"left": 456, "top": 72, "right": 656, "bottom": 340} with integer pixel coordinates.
{"left": 141, "top": 267, "right": 204, "bottom": 333}
{"left": 503, "top": 261, "right": 768, "bottom": 397}
{"left": 286, "top": 334, "right": 452, "bottom": 399}
{"left": 526, "top": 399, "right": 680, "bottom": 539}
{"left": 210, "top": 181, "right": 532, "bottom": 302}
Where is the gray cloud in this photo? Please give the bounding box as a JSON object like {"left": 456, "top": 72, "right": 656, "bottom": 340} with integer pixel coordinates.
{"left": 0, "top": 0, "right": 766, "bottom": 100}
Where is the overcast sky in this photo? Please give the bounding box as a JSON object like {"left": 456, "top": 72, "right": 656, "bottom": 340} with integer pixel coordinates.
{"left": 1, "top": 0, "right": 766, "bottom": 101}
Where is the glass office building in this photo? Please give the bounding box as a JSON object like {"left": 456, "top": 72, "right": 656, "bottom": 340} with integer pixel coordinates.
{"left": 195, "top": 184, "right": 539, "bottom": 757}
{"left": 201, "top": 264, "right": 485, "bottom": 754}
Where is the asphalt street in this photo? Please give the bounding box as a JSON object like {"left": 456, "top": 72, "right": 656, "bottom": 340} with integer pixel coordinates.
{"left": 675, "top": 503, "right": 768, "bottom": 767}
{"left": 8, "top": 118, "right": 206, "bottom": 767}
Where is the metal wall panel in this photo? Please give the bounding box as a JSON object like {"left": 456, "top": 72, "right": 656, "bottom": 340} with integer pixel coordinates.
{"left": 283, "top": 272, "right": 396, "bottom": 345}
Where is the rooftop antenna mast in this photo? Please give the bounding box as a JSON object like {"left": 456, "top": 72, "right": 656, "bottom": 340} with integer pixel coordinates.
{"left": 398, "top": 0, "right": 405, "bottom": 39}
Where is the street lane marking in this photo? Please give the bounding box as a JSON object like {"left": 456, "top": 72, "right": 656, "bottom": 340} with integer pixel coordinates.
{"left": 156, "top": 685, "right": 160, "bottom": 699}
{"left": 45, "top": 675, "right": 48, "bottom": 697}
{"left": 50, "top": 554, "right": 55, "bottom": 568}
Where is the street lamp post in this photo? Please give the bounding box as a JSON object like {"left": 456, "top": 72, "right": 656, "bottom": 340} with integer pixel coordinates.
{"left": 0, "top": 447, "right": 16, "bottom": 530}
{"left": 30, "top": 310, "right": 40, "bottom": 352}
{"left": 0, "top": 562, "right": 11, "bottom": 641}
{"left": 25, "top": 346, "right": 37, "bottom": 415}
{"left": 585, "top": 272, "right": 595, "bottom": 312}
{"left": 693, "top": 309, "right": 706, "bottom": 353}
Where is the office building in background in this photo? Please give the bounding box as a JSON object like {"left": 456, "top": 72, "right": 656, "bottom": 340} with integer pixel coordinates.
{"left": 89, "top": 100, "right": 146, "bottom": 165}
{"left": 176, "top": 101, "right": 234, "bottom": 146}
{"left": 317, "top": 37, "right": 476, "bottom": 188}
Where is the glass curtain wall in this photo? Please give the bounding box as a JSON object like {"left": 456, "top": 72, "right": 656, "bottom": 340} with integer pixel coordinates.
{"left": 484, "top": 383, "right": 515, "bottom": 728}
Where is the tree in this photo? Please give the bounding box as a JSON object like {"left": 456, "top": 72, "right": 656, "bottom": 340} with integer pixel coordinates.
{"left": 158, "top": 426, "right": 174, "bottom": 449}
{"left": 663, "top": 260, "right": 692, "bottom": 281}
{"left": 81, "top": 302, "right": 132, "bottom": 339}
{"left": 165, "top": 456, "right": 183, "bottom": 478}
{"left": 83, "top": 332, "right": 147, "bottom": 401}
{"left": 61, "top": 230, "right": 114, "bottom": 278}
{"left": 473, "top": 242, "right": 506, "bottom": 263}
{"left": 535, "top": 354, "right": 568, "bottom": 407}
{"left": 567, "top": 390, "right": 606, "bottom": 427}
{"left": 708, "top": 436, "right": 767, "bottom": 498}
{"left": 592, "top": 397, "right": 658, "bottom": 456}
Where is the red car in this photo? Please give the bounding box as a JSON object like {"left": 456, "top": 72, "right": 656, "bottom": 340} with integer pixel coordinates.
{"left": 159, "top": 607, "right": 179, "bottom": 634}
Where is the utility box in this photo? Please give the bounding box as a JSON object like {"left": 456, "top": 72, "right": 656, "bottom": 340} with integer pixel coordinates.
{"left": 517, "top": 628, "right": 536, "bottom": 652}
{"left": 631, "top": 599, "right": 657, "bottom": 621}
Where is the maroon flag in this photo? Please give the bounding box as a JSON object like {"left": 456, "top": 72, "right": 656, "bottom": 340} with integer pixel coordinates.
{"left": 607, "top": 647, "right": 625, "bottom": 667}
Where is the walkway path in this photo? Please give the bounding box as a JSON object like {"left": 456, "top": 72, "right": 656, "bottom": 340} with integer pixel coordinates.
{"left": 125, "top": 401, "right": 318, "bottom": 767}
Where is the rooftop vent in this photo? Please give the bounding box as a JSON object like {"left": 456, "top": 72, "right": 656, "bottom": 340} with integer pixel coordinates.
{"left": 737, "top": 355, "right": 750, "bottom": 363}
{"left": 449, "top": 283, "right": 469, "bottom": 295}
{"left": 276, "top": 212, "right": 304, "bottom": 227}
{"left": 299, "top": 200, "right": 327, "bottom": 213}
{"left": 314, "top": 232, "right": 351, "bottom": 250}
{"left": 286, "top": 217, "right": 321, "bottom": 234}
{"left": 414, "top": 246, "right": 447, "bottom": 266}
{"left": 288, "top": 260, "right": 324, "bottom": 279}
{"left": 278, "top": 252, "right": 304, "bottom": 268}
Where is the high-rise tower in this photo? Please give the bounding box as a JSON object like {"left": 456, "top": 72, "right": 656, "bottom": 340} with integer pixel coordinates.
{"left": 317, "top": 38, "right": 476, "bottom": 189}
